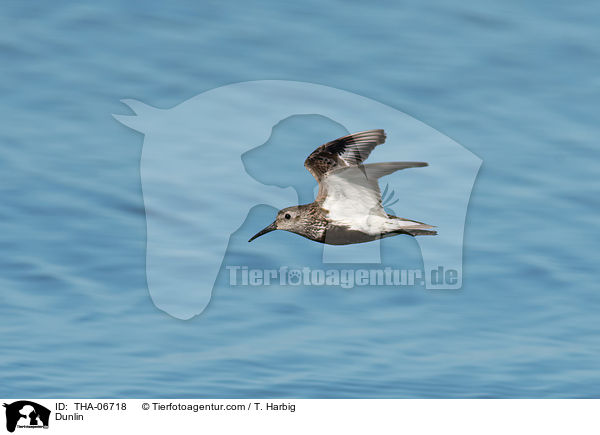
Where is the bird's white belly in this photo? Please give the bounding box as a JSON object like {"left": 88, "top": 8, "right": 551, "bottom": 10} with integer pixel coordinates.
{"left": 325, "top": 207, "right": 394, "bottom": 235}
{"left": 322, "top": 184, "right": 384, "bottom": 230}
{"left": 324, "top": 197, "right": 426, "bottom": 235}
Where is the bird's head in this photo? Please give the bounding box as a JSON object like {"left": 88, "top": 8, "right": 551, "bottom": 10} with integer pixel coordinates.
{"left": 248, "top": 206, "right": 306, "bottom": 242}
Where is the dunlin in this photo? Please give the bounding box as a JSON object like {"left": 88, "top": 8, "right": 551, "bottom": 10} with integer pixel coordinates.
{"left": 249, "top": 129, "right": 436, "bottom": 245}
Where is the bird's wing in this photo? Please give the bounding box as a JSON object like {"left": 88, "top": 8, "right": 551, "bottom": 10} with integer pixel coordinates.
{"left": 304, "top": 129, "right": 386, "bottom": 182}
{"left": 319, "top": 162, "right": 428, "bottom": 222}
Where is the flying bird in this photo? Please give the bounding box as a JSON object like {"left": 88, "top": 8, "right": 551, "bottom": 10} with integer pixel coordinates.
{"left": 249, "top": 129, "right": 436, "bottom": 245}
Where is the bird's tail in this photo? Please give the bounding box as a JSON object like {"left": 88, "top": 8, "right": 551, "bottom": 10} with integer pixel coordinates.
{"left": 403, "top": 228, "right": 437, "bottom": 236}
{"left": 387, "top": 215, "right": 437, "bottom": 236}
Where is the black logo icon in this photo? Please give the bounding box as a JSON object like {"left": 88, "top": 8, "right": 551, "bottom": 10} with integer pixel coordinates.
{"left": 3, "top": 401, "right": 50, "bottom": 433}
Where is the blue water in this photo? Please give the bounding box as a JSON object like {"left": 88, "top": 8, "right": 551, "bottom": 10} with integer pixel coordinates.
{"left": 1, "top": 1, "right": 599, "bottom": 398}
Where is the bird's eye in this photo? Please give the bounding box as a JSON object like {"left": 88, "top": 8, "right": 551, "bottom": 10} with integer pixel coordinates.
{"left": 284, "top": 213, "right": 291, "bottom": 220}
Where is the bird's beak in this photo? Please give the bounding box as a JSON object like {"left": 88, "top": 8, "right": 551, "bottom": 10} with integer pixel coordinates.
{"left": 248, "top": 222, "right": 277, "bottom": 242}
